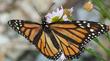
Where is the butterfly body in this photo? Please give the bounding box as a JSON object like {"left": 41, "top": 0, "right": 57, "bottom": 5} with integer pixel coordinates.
{"left": 8, "top": 20, "right": 109, "bottom": 60}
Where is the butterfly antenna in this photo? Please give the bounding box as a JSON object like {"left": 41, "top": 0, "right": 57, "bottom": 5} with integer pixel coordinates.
{"left": 44, "top": 2, "right": 55, "bottom": 16}
{"left": 57, "top": 13, "right": 64, "bottom": 21}
{"left": 32, "top": 2, "right": 55, "bottom": 18}
{"left": 42, "top": 2, "right": 55, "bottom": 21}
{"left": 32, "top": 2, "right": 55, "bottom": 23}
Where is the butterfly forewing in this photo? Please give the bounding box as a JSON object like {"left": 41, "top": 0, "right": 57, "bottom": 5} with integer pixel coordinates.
{"left": 49, "top": 20, "right": 109, "bottom": 59}
{"left": 8, "top": 20, "right": 41, "bottom": 42}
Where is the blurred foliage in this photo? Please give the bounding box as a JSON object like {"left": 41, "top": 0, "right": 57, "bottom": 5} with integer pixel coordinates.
{"left": 92, "top": 0, "right": 110, "bottom": 19}
{"left": 85, "top": 48, "right": 106, "bottom": 61}
{"left": 81, "top": 0, "right": 110, "bottom": 61}
{"left": 93, "top": 38, "right": 110, "bottom": 57}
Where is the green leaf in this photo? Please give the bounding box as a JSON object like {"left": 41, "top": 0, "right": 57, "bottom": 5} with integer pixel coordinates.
{"left": 93, "top": 38, "right": 110, "bottom": 57}
{"left": 92, "top": 0, "right": 110, "bottom": 19}
{"left": 85, "top": 48, "right": 107, "bottom": 61}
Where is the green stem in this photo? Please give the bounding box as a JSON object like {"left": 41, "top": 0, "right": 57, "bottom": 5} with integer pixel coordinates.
{"left": 32, "top": 51, "right": 39, "bottom": 57}
{"left": 93, "top": 38, "right": 110, "bottom": 57}
{"left": 104, "top": 32, "right": 110, "bottom": 43}
{"left": 92, "top": 0, "right": 110, "bottom": 19}
{"left": 85, "top": 48, "right": 107, "bottom": 61}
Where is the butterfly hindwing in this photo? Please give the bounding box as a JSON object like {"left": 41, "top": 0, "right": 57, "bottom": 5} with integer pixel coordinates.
{"left": 52, "top": 30, "right": 83, "bottom": 59}
{"left": 34, "top": 28, "right": 62, "bottom": 60}
{"left": 49, "top": 20, "right": 109, "bottom": 59}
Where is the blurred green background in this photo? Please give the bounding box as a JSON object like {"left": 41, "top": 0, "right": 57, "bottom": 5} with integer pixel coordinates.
{"left": 0, "top": 0, "right": 110, "bottom": 61}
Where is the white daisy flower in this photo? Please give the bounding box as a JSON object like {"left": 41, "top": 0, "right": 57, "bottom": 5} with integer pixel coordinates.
{"left": 45, "top": 6, "right": 73, "bottom": 23}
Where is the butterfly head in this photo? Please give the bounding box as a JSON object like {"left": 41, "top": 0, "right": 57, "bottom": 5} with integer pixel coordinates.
{"left": 41, "top": 17, "right": 47, "bottom": 25}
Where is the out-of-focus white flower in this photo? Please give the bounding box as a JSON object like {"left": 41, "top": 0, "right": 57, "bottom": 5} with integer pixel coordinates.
{"left": 60, "top": 53, "right": 66, "bottom": 61}
{"left": 45, "top": 6, "right": 73, "bottom": 23}
{"left": 70, "top": 7, "right": 74, "bottom": 13}
{"left": 83, "top": 1, "right": 93, "bottom": 11}
{"left": 64, "top": 7, "right": 74, "bottom": 16}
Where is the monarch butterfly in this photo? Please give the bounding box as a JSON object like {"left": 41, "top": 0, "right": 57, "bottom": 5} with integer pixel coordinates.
{"left": 8, "top": 18, "right": 109, "bottom": 60}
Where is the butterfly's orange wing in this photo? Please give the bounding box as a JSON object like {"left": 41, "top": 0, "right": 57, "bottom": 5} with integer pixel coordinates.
{"left": 49, "top": 20, "right": 109, "bottom": 59}
{"left": 35, "top": 28, "right": 62, "bottom": 60}
{"left": 8, "top": 20, "right": 41, "bottom": 42}
{"left": 8, "top": 20, "right": 61, "bottom": 60}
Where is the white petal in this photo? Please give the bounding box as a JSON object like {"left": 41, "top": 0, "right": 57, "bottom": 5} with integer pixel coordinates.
{"left": 57, "top": 8, "right": 60, "bottom": 12}
{"left": 45, "top": 6, "right": 71, "bottom": 23}
{"left": 46, "top": 13, "right": 52, "bottom": 18}
{"left": 60, "top": 53, "right": 66, "bottom": 60}
{"left": 46, "top": 19, "right": 51, "bottom": 23}
{"left": 70, "top": 7, "right": 74, "bottom": 13}
{"left": 59, "top": 10, "right": 64, "bottom": 17}
{"left": 52, "top": 11, "right": 57, "bottom": 16}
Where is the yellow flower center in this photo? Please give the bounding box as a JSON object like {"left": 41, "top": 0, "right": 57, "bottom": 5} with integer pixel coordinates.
{"left": 51, "top": 16, "right": 64, "bottom": 22}
{"left": 83, "top": 1, "right": 93, "bottom": 11}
